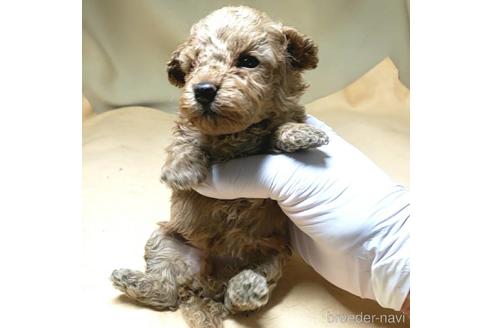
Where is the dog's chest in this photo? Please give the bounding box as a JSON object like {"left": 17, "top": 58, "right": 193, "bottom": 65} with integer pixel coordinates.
{"left": 203, "top": 122, "right": 273, "bottom": 162}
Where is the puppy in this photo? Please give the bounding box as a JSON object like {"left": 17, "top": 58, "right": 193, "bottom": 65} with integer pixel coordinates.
{"left": 112, "top": 6, "right": 328, "bottom": 328}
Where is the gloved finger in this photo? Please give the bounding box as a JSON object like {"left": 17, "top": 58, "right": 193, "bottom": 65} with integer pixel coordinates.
{"left": 193, "top": 154, "right": 280, "bottom": 200}
{"left": 193, "top": 147, "right": 325, "bottom": 201}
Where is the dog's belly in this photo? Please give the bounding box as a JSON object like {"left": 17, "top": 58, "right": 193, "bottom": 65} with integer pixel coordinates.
{"left": 166, "top": 190, "right": 290, "bottom": 260}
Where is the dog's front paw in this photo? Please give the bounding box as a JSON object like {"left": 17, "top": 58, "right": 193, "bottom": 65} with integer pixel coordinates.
{"left": 274, "top": 122, "right": 329, "bottom": 152}
{"left": 224, "top": 269, "right": 269, "bottom": 313}
{"left": 160, "top": 163, "right": 207, "bottom": 190}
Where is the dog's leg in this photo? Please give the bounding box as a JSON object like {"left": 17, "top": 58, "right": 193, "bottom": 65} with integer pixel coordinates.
{"left": 111, "top": 228, "right": 201, "bottom": 310}
{"left": 160, "top": 124, "right": 209, "bottom": 190}
{"left": 224, "top": 255, "right": 285, "bottom": 313}
{"left": 253, "top": 254, "right": 285, "bottom": 293}
{"left": 180, "top": 295, "right": 228, "bottom": 328}
{"left": 111, "top": 268, "right": 178, "bottom": 310}
{"left": 273, "top": 122, "right": 329, "bottom": 152}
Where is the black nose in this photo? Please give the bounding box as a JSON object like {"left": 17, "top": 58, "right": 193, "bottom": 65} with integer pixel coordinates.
{"left": 193, "top": 82, "right": 217, "bottom": 105}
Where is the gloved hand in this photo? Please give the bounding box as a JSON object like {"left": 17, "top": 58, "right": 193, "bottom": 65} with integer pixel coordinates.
{"left": 194, "top": 115, "right": 410, "bottom": 311}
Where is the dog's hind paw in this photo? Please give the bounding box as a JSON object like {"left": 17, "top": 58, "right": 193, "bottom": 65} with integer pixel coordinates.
{"left": 224, "top": 269, "right": 269, "bottom": 313}
{"left": 111, "top": 268, "right": 178, "bottom": 310}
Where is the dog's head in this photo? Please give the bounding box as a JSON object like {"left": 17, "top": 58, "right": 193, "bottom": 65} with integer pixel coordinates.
{"left": 167, "top": 6, "right": 318, "bottom": 135}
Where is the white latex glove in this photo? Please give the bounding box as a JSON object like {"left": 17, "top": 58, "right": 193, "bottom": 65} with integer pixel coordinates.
{"left": 194, "top": 115, "right": 410, "bottom": 311}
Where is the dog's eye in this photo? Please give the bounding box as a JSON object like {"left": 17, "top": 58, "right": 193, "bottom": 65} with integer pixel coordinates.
{"left": 237, "top": 54, "right": 259, "bottom": 68}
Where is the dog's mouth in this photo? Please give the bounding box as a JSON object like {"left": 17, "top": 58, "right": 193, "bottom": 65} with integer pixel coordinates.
{"left": 198, "top": 103, "right": 218, "bottom": 118}
{"left": 189, "top": 107, "right": 261, "bottom": 136}
{"left": 183, "top": 93, "right": 266, "bottom": 135}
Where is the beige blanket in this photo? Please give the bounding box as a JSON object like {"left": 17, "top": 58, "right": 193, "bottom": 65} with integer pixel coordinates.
{"left": 82, "top": 58, "right": 409, "bottom": 327}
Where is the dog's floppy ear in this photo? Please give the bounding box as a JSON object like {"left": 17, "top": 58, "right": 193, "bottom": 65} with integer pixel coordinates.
{"left": 282, "top": 26, "right": 318, "bottom": 70}
{"left": 166, "top": 42, "right": 189, "bottom": 87}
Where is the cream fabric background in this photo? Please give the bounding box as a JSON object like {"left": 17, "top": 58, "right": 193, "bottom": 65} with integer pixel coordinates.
{"left": 83, "top": 0, "right": 409, "bottom": 113}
